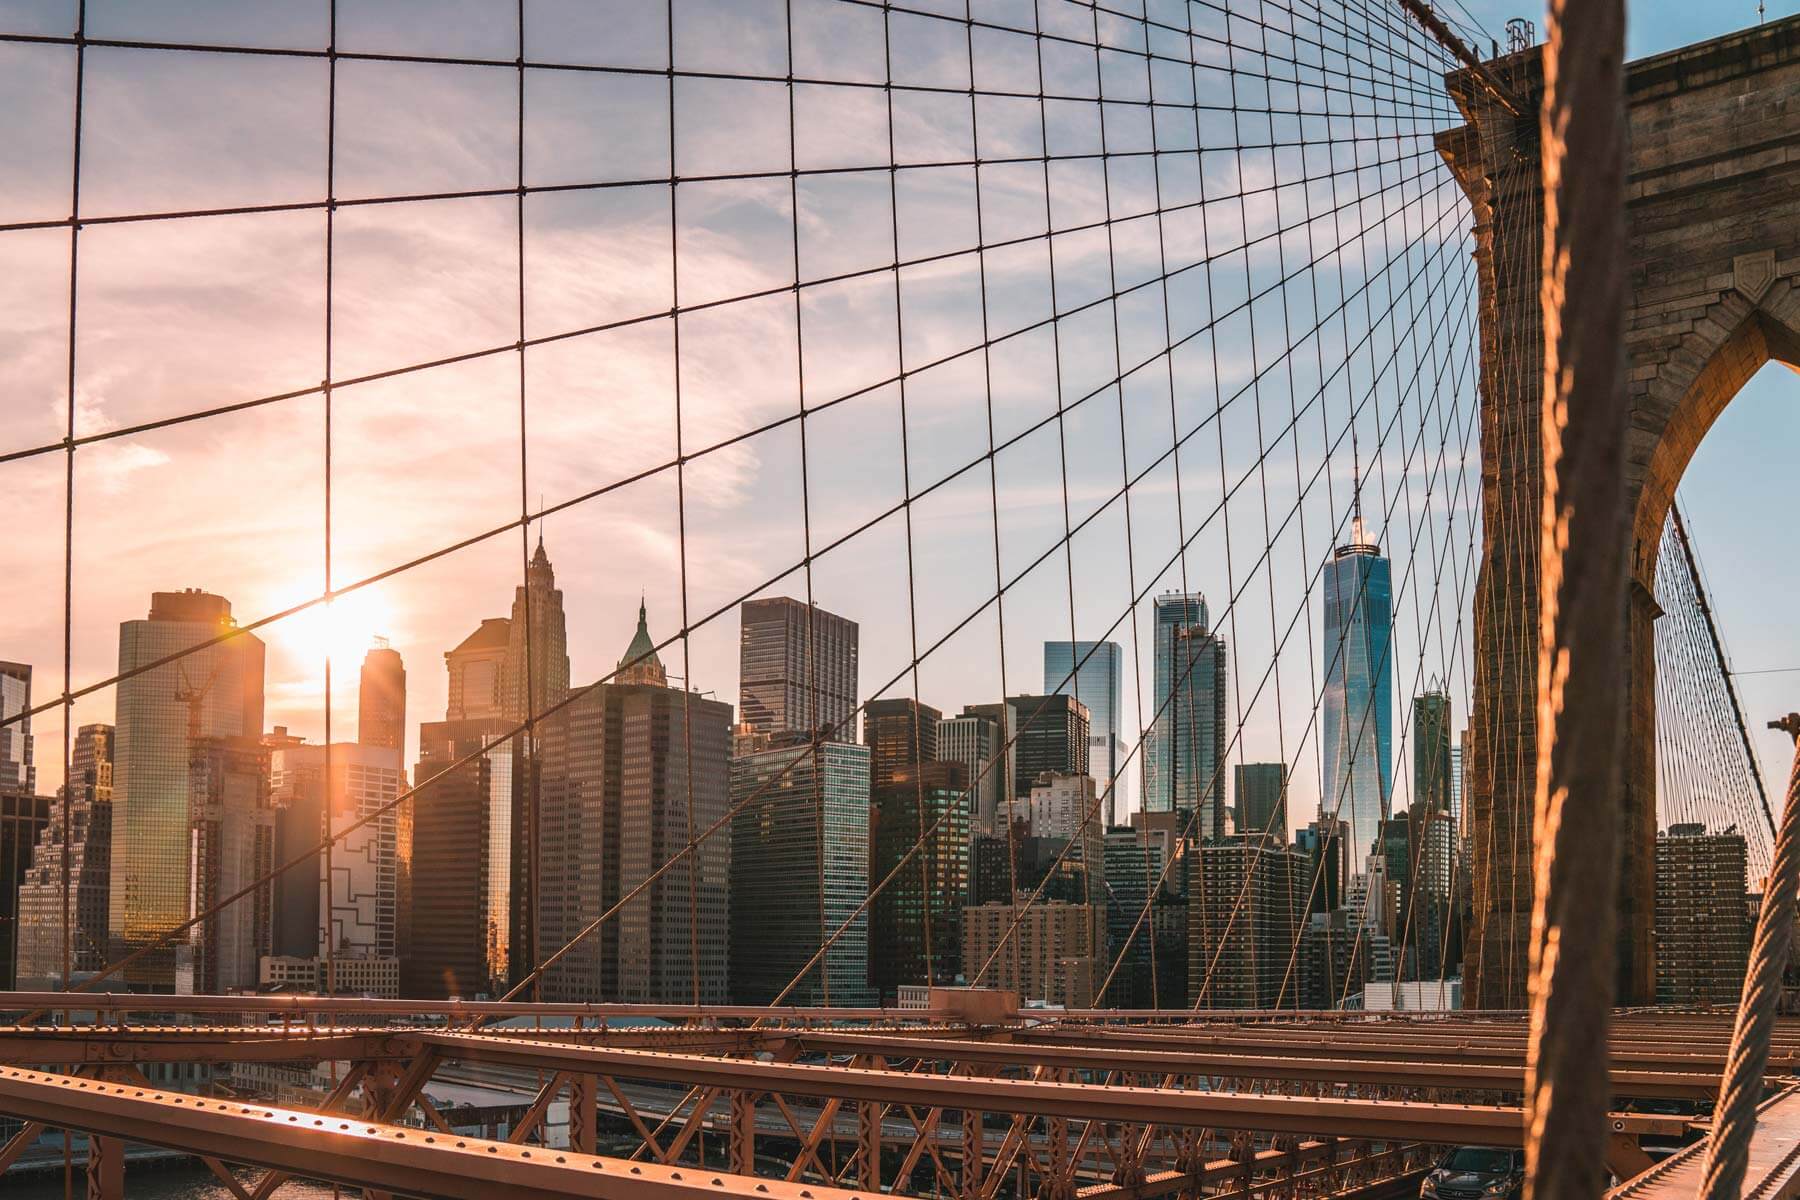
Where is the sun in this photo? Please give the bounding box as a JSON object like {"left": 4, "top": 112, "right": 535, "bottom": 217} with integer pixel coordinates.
{"left": 276, "top": 588, "right": 396, "bottom": 678}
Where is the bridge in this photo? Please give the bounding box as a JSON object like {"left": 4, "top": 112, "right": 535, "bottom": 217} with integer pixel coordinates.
{"left": 1, "top": 0, "right": 1799, "bottom": 1197}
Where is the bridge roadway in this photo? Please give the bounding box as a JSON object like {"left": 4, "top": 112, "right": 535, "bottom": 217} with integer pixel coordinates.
{"left": 1610, "top": 1087, "right": 1800, "bottom": 1200}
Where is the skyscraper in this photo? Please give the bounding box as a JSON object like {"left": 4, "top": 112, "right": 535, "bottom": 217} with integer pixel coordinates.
{"left": 1234, "top": 763, "right": 1288, "bottom": 838}
{"left": 0, "top": 790, "right": 49, "bottom": 989}
{"left": 534, "top": 602, "right": 733, "bottom": 1004}
{"left": 1412, "top": 690, "right": 1452, "bottom": 816}
{"left": 1145, "top": 595, "right": 1228, "bottom": 835}
{"left": 0, "top": 661, "right": 35, "bottom": 792}
{"left": 870, "top": 760, "right": 970, "bottom": 998}
{"left": 738, "top": 597, "right": 859, "bottom": 740}
{"left": 862, "top": 697, "right": 941, "bottom": 790}
{"left": 1655, "top": 824, "right": 1750, "bottom": 1005}
{"left": 1043, "top": 641, "right": 1122, "bottom": 825}
{"left": 730, "top": 738, "right": 873, "bottom": 1005}
{"left": 16, "top": 723, "right": 112, "bottom": 988}
{"left": 1320, "top": 517, "right": 1393, "bottom": 867}
{"left": 444, "top": 618, "right": 511, "bottom": 721}
{"left": 182, "top": 735, "right": 274, "bottom": 994}
{"left": 1009, "top": 693, "right": 1090, "bottom": 806}
{"left": 358, "top": 641, "right": 406, "bottom": 752}
{"left": 1188, "top": 836, "right": 1307, "bottom": 1009}
{"left": 405, "top": 715, "right": 517, "bottom": 999}
{"left": 938, "top": 709, "right": 1003, "bottom": 836}
{"left": 267, "top": 740, "right": 404, "bottom": 992}
{"left": 504, "top": 537, "right": 571, "bottom": 725}
{"left": 111, "top": 589, "right": 265, "bottom": 985}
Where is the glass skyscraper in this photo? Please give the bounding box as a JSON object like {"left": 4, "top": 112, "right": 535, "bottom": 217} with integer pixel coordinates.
{"left": 1043, "top": 641, "right": 1122, "bottom": 827}
{"left": 1145, "top": 595, "right": 1228, "bottom": 835}
{"left": 110, "top": 590, "right": 265, "bottom": 986}
{"left": 1321, "top": 517, "right": 1394, "bottom": 870}
{"left": 738, "top": 597, "right": 859, "bottom": 741}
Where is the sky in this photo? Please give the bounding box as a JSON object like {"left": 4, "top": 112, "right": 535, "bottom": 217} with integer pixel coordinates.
{"left": 1, "top": 0, "right": 1795, "bottom": 836}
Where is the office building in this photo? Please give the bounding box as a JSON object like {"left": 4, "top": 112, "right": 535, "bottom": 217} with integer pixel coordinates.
{"left": 1043, "top": 641, "right": 1122, "bottom": 825}
{"left": 503, "top": 537, "right": 572, "bottom": 725}
{"left": 1655, "top": 824, "right": 1750, "bottom": 1005}
{"left": 1234, "top": 763, "right": 1288, "bottom": 838}
{"left": 960, "top": 702, "right": 1019, "bottom": 830}
{"left": 870, "top": 760, "right": 971, "bottom": 998}
{"left": 0, "top": 790, "right": 50, "bottom": 989}
{"left": 1320, "top": 517, "right": 1394, "bottom": 866}
{"left": 738, "top": 597, "right": 859, "bottom": 740}
{"left": 962, "top": 900, "right": 1098, "bottom": 1007}
{"left": 1010, "top": 694, "right": 1090, "bottom": 806}
{"left": 0, "top": 662, "right": 35, "bottom": 792}
{"left": 111, "top": 589, "right": 266, "bottom": 986}
{"left": 182, "top": 736, "right": 274, "bottom": 994}
{"left": 730, "top": 738, "right": 872, "bottom": 1005}
{"left": 358, "top": 640, "right": 407, "bottom": 752}
{"left": 1188, "top": 836, "right": 1308, "bottom": 1009}
{"left": 404, "top": 717, "right": 517, "bottom": 999}
{"left": 16, "top": 723, "right": 113, "bottom": 988}
{"left": 445, "top": 618, "right": 511, "bottom": 721}
{"left": 1145, "top": 596, "right": 1229, "bottom": 836}
{"left": 1103, "top": 827, "right": 1163, "bottom": 1007}
{"left": 938, "top": 709, "right": 1003, "bottom": 842}
{"left": 863, "top": 697, "right": 941, "bottom": 791}
{"left": 1027, "top": 770, "right": 1096, "bottom": 842}
{"left": 265, "top": 740, "right": 403, "bottom": 993}
{"left": 1413, "top": 690, "right": 1452, "bottom": 815}
{"left": 531, "top": 603, "right": 734, "bottom": 1004}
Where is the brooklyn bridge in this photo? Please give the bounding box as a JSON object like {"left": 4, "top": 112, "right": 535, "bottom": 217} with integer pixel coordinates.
{"left": 0, "top": 1, "right": 1797, "bottom": 1197}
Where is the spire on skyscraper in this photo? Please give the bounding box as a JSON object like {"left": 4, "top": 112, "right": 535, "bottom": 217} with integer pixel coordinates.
{"left": 618, "top": 596, "right": 668, "bottom": 687}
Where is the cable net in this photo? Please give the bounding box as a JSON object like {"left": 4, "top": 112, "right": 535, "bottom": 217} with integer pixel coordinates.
{"left": 0, "top": 0, "right": 1484, "bottom": 1012}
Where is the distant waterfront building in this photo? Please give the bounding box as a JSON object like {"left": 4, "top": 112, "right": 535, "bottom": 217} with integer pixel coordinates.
{"left": 730, "top": 738, "right": 872, "bottom": 1005}
{"left": 358, "top": 641, "right": 407, "bottom": 753}
{"left": 1043, "top": 642, "right": 1122, "bottom": 825}
{"left": 503, "top": 537, "right": 572, "bottom": 726}
{"left": 1413, "top": 690, "right": 1452, "bottom": 815}
{"left": 862, "top": 697, "right": 941, "bottom": 791}
{"left": 1234, "top": 763, "right": 1288, "bottom": 839}
{"left": 111, "top": 589, "right": 266, "bottom": 986}
{"left": 870, "top": 760, "right": 970, "bottom": 998}
{"left": 1027, "top": 771, "right": 1096, "bottom": 841}
{"left": 16, "top": 723, "right": 113, "bottom": 988}
{"left": 1320, "top": 516, "right": 1394, "bottom": 867}
{"left": 182, "top": 736, "right": 274, "bottom": 994}
{"left": 444, "top": 618, "right": 511, "bottom": 721}
{"left": 1189, "top": 836, "right": 1308, "bottom": 1009}
{"left": 1145, "top": 596, "right": 1228, "bottom": 835}
{"left": 0, "top": 662, "right": 35, "bottom": 792}
{"left": 738, "top": 597, "right": 859, "bottom": 740}
{"left": 962, "top": 899, "right": 1098, "bottom": 1007}
{"left": 405, "top": 717, "right": 517, "bottom": 999}
{"left": 938, "top": 709, "right": 1003, "bottom": 838}
{"left": 1655, "top": 823, "right": 1750, "bottom": 1005}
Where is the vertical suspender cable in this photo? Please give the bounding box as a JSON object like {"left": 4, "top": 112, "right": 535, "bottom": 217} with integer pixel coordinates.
{"left": 1526, "top": 0, "right": 1628, "bottom": 1196}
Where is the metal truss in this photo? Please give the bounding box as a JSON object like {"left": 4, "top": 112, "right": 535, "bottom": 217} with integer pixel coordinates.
{"left": 3, "top": 996, "right": 1786, "bottom": 1199}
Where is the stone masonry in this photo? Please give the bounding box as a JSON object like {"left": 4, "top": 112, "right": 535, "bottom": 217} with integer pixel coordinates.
{"left": 1440, "top": 16, "right": 1800, "bottom": 1008}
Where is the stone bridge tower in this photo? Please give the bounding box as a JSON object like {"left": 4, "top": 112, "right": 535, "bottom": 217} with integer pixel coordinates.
{"left": 1441, "top": 17, "right": 1800, "bottom": 1008}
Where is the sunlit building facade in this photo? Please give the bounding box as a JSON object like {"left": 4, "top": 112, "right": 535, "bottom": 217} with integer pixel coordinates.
{"left": 357, "top": 641, "right": 407, "bottom": 753}
{"left": 503, "top": 538, "right": 571, "bottom": 726}
{"left": 110, "top": 589, "right": 266, "bottom": 987}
